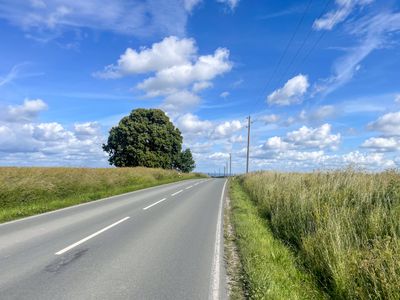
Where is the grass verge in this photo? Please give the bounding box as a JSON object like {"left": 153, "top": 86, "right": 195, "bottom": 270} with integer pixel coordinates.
{"left": 224, "top": 184, "right": 246, "bottom": 300}
{"left": 0, "top": 167, "right": 205, "bottom": 223}
{"left": 229, "top": 177, "right": 327, "bottom": 300}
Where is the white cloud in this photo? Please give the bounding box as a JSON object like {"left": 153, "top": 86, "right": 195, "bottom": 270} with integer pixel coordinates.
{"left": 267, "top": 74, "right": 309, "bottom": 106}
{"left": 286, "top": 124, "right": 341, "bottom": 150}
{"left": 192, "top": 81, "right": 213, "bottom": 92}
{"left": 137, "top": 47, "right": 232, "bottom": 96}
{"left": 260, "top": 114, "right": 280, "bottom": 124}
{"left": 217, "top": 0, "right": 240, "bottom": 11}
{"left": 74, "top": 122, "right": 100, "bottom": 139}
{"left": 209, "top": 152, "right": 230, "bottom": 160}
{"left": 342, "top": 151, "right": 395, "bottom": 168}
{"left": 185, "top": 141, "right": 212, "bottom": 153}
{"left": 315, "top": 11, "right": 400, "bottom": 96}
{"left": 212, "top": 120, "right": 243, "bottom": 139}
{"left": 313, "top": 0, "right": 374, "bottom": 31}
{"left": 229, "top": 135, "right": 244, "bottom": 143}
{"left": 33, "top": 122, "right": 72, "bottom": 141}
{"left": 220, "top": 91, "right": 230, "bottom": 98}
{"left": 0, "top": 99, "right": 106, "bottom": 166}
{"left": 95, "top": 36, "right": 196, "bottom": 78}
{"left": 96, "top": 36, "right": 232, "bottom": 115}
{"left": 183, "top": 0, "right": 202, "bottom": 11}
{"left": 302, "top": 105, "right": 337, "bottom": 121}
{"left": 161, "top": 90, "right": 201, "bottom": 114}
{"left": 0, "top": 0, "right": 191, "bottom": 39}
{"left": 362, "top": 136, "right": 400, "bottom": 152}
{"left": 175, "top": 113, "right": 212, "bottom": 135}
{"left": 367, "top": 111, "right": 400, "bottom": 135}
{"left": 287, "top": 150, "right": 325, "bottom": 161}
{"left": 262, "top": 124, "right": 340, "bottom": 155}
{"left": 0, "top": 64, "right": 25, "bottom": 87}
{"left": 263, "top": 136, "right": 290, "bottom": 151}
{"left": 2, "top": 99, "right": 47, "bottom": 123}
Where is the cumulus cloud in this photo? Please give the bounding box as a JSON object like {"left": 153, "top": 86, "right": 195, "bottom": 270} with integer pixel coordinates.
{"left": 0, "top": 99, "right": 106, "bottom": 166}
{"left": 313, "top": 0, "right": 374, "bottom": 31}
{"left": 367, "top": 111, "right": 400, "bottom": 135}
{"left": 212, "top": 120, "right": 243, "bottom": 139}
{"left": 161, "top": 90, "right": 201, "bottom": 114}
{"left": 263, "top": 136, "right": 290, "bottom": 151}
{"left": 267, "top": 74, "right": 309, "bottom": 106}
{"left": 136, "top": 47, "right": 232, "bottom": 97}
{"left": 286, "top": 124, "right": 341, "bottom": 150}
{"left": 263, "top": 123, "right": 340, "bottom": 154}
{"left": 229, "top": 135, "right": 244, "bottom": 143}
{"left": 209, "top": 152, "right": 230, "bottom": 160}
{"left": 96, "top": 36, "right": 232, "bottom": 115}
{"left": 341, "top": 151, "right": 395, "bottom": 168}
{"left": 192, "top": 81, "right": 213, "bottom": 92}
{"left": 1, "top": 99, "right": 47, "bottom": 123}
{"left": 175, "top": 113, "right": 212, "bottom": 135}
{"left": 95, "top": 36, "right": 196, "bottom": 78}
{"left": 362, "top": 136, "right": 400, "bottom": 152}
{"left": 74, "top": 122, "right": 101, "bottom": 139}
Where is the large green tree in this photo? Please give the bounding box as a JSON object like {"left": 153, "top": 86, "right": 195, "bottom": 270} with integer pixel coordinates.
{"left": 103, "top": 108, "right": 195, "bottom": 172}
{"left": 174, "top": 148, "right": 196, "bottom": 173}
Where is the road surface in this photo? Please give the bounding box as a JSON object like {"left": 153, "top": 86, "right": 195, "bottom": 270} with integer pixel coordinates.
{"left": 0, "top": 178, "right": 227, "bottom": 299}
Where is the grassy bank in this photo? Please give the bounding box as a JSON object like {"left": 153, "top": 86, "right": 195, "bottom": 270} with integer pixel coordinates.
{"left": 0, "top": 167, "right": 205, "bottom": 223}
{"left": 240, "top": 170, "right": 400, "bottom": 299}
{"left": 229, "top": 178, "right": 326, "bottom": 299}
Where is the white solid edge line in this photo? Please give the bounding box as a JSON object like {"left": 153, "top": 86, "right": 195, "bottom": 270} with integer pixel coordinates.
{"left": 55, "top": 217, "right": 130, "bottom": 255}
{"left": 210, "top": 179, "right": 227, "bottom": 300}
{"left": 171, "top": 190, "right": 183, "bottom": 196}
{"left": 143, "top": 198, "right": 167, "bottom": 210}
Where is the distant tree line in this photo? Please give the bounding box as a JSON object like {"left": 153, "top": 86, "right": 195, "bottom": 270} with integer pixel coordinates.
{"left": 103, "top": 108, "right": 195, "bottom": 173}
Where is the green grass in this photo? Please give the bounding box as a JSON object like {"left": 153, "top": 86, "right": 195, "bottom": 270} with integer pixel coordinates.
{"left": 0, "top": 167, "right": 205, "bottom": 223}
{"left": 229, "top": 178, "right": 327, "bottom": 300}
{"left": 240, "top": 170, "right": 400, "bottom": 299}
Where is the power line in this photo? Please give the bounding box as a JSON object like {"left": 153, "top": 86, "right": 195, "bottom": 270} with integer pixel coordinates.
{"left": 275, "top": 0, "right": 332, "bottom": 86}
{"left": 250, "top": 0, "right": 315, "bottom": 115}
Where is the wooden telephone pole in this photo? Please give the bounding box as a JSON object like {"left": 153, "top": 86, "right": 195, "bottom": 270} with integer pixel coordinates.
{"left": 246, "top": 116, "right": 251, "bottom": 174}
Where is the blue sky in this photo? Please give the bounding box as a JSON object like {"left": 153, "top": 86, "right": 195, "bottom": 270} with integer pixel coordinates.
{"left": 0, "top": 0, "right": 400, "bottom": 173}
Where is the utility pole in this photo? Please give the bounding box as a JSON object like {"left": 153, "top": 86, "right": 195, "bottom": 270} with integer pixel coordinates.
{"left": 246, "top": 115, "right": 251, "bottom": 174}
{"left": 226, "top": 161, "right": 229, "bottom": 177}
{"left": 229, "top": 153, "right": 232, "bottom": 177}
{"left": 224, "top": 166, "right": 226, "bottom": 177}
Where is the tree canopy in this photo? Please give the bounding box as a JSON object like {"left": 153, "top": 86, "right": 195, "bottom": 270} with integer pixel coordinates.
{"left": 102, "top": 108, "right": 195, "bottom": 172}
{"left": 174, "top": 148, "right": 196, "bottom": 173}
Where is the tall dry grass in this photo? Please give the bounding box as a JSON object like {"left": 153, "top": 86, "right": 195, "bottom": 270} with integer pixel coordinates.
{"left": 0, "top": 167, "right": 203, "bottom": 222}
{"left": 240, "top": 169, "right": 400, "bottom": 299}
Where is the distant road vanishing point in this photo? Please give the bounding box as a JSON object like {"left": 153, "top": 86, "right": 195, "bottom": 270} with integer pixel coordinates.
{"left": 0, "top": 178, "right": 227, "bottom": 299}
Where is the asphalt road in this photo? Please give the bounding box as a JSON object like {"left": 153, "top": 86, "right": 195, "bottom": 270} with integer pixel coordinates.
{"left": 0, "top": 178, "right": 227, "bottom": 299}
